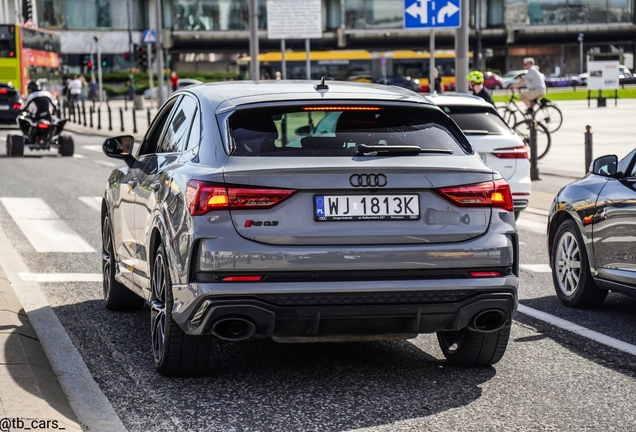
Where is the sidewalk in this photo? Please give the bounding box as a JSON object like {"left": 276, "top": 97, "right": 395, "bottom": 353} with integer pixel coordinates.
{"left": 63, "top": 98, "right": 156, "bottom": 142}
{"left": 0, "top": 266, "right": 81, "bottom": 431}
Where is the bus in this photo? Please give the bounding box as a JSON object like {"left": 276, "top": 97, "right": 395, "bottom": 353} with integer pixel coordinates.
{"left": 0, "top": 24, "right": 61, "bottom": 98}
{"left": 236, "top": 50, "right": 471, "bottom": 91}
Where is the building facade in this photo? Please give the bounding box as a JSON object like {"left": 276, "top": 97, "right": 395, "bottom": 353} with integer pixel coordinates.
{"left": 22, "top": 0, "right": 636, "bottom": 75}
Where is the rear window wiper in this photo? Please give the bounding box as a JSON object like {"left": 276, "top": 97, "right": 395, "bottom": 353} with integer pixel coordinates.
{"left": 356, "top": 144, "right": 454, "bottom": 156}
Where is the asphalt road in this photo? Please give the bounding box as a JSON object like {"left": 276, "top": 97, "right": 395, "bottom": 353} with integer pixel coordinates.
{"left": 1, "top": 128, "right": 635, "bottom": 431}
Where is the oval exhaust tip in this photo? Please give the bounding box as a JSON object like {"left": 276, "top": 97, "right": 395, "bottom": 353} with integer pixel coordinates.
{"left": 471, "top": 310, "right": 507, "bottom": 333}
{"left": 212, "top": 318, "right": 256, "bottom": 341}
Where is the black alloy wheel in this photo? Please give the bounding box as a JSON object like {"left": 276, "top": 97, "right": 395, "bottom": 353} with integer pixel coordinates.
{"left": 151, "top": 243, "right": 212, "bottom": 377}
{"left": 102, "top": 214, "right": 144, "bottom": 311}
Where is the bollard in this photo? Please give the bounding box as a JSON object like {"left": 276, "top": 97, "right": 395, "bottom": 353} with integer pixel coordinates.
{"left": 97, "top": 107, "right": 102, "bottom": 130}
{"left": 132, "top": 109, "right": 137, "bottom": 134}
{"left": 584, "top": 125, "right": 593, "bottom": 172}
{"left": 82, "top": 105, "right": 87, "bottom": 126}
{"left": 89, "top": 107, "right": 93, "bottom": 128}
{"left": 120, "top": 107, "right": 124, "bottom": 132}
{"left": 108, "top": 106, "right": 112, "bottom": 131}
{"left": 72, "top": 104, "right": 76, "bottom": 123}
{"left": 530, "top": 120, "right": 540, "bottom": 181}
{"left": 147, "top": 108, "right": 151, "bottom": 126}
{"left": 124, "top": 98, "right": 127, "bottom": 111}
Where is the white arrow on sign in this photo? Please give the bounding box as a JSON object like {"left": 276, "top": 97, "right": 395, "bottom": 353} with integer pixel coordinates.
{"left": 437, "top": 1, "right": 459, "bottom": 24}
{"left": 406, "top": 0, "right": 431, "bottom": 24}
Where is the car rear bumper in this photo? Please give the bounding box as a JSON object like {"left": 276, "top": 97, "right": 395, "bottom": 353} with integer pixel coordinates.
{"left": 171, "top": 276, "right": 518, "bottom": 339}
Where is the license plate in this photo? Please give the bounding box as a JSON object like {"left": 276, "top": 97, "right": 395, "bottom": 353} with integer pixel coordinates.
{"left": 0, "top": 105, "right": 9, "bottom": 110}
{"left": 314, "top": 194, "right": 420, "bottom": 221}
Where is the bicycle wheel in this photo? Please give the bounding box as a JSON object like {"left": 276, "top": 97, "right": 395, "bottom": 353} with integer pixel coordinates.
{"left": 497, "top": 105, "right": 518, "bottom": 128}
{"left": 512, "top": 119, "right": 551, "bottom": 160}
{"left": 535, "top": 104, "right": 563, "bottom": 133}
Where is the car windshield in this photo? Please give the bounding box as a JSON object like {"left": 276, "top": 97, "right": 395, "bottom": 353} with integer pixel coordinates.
{"left": 227, "top": 104, "right": 470, "bottom": 157}
{"left": 440, "top": 105, "right": 514, "bottom": 135}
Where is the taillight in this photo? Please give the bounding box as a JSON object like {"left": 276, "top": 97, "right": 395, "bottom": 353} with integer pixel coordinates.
{"left": 186, "top": 180, "right": 296, "bottom": 215}
{"left": 37, "top": 123, "right": 49, "bottom": 129}
{"left": 492, "top": 146, "right": 528, "bottom": 159}
{"left": 470, "top": 271, "right": 502, "bottom": 277}
{"left": 12, "top": 103, "right": 21, "bottom": 109}
{"left": 0, "top": 89, "right": 7, "bottom": 94}
{"left": 221, "top": 276, "right": 262, "bottom": 282}
{"left": 434, "top": 179, "right": 514, "bottom": 212}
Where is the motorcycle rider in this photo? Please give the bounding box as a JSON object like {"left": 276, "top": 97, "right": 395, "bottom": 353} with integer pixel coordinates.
{"left": 22, "top": 80, "right": 57, "bottom": 122}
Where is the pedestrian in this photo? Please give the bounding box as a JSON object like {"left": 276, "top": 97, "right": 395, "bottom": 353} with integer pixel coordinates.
{"left": 275, "top": 71, "right": 282, "bottom": 80}
{"left": 79, "top": 75, "right": 88, "bottom": 105}
{"left": 515, "top": 57, "right": 547, "bottom": 115}
{"left": 88, "top": 78, "right": 98, "bottom": 104}
{"left": 170, "top": 71, "right": 179, "bottom": 93}
{"left": 433, "top": 68, "right": 443, "bottom": 94}
{"left": 467, "top": 71, "right": 494, "bottom": 106}
{"left": 127, "top": 75, "right": 135, "bottom": 101}
{"left": 68, "top": 75, "right": 82, "bottom": 108}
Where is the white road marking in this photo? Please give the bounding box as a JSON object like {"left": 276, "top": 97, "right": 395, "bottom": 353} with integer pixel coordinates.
{"left": 520, "top": 264, "right": 552, "bottom": 273}
{"left": 79, "top": 196, "right": 102, "bottom": 212}
{"left": 82, "top": 145, "right": 102, "bottom": 152}
{"left": 73, "top": 153, "right": 85, "bottom": 159}
{"left": 524, "top": 207, "right": 550, "bottom": 217}
{"left": 95, "top": 160, "right": 116, "bottom": 168}
{"left": 0, "top": 225, "right": 126, "bottom": 431}
{"left": 0, "top": 197, "right": 95, "bottom": 253}
{"left": 18, "top": 272, "right": 102, "bottom": 282}
{"left": 517, "top": 304, "right": 636, "bottom": 357}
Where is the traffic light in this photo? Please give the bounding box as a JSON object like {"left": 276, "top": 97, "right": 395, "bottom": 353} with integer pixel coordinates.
{"left": 132, "top": 43, "right": 139, "bottom": 62}
{"left": 82, "top": 54, "right": 91, "bottom": 67}
{"left": 22, "top": 0, "right": 32, "bottom": 21}
{"left": 138, "top": 46, "right": 148, "bottom": 69}
{"left": 123, "top": 52, "right": 130, "bottom": 60}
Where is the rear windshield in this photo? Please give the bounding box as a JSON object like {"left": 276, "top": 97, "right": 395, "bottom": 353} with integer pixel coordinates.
{"left": 440, "top": 105, "right": 513, "bottom": 135}
{"left": 227, "top": 104, "right": 470, "bottom": 157}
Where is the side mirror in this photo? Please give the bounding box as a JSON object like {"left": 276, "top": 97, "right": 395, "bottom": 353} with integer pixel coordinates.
{"left": 294, "top": 125, "right": 312, "bottom": 136}
{"left": 102, "top": 135, "right": 135, "bottom": 160}
{"left": 590, "top": 154, "right": 618, "bottom": 177}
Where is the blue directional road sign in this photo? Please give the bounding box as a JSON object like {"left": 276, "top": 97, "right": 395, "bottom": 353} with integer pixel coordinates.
{"left": 143, "top": 29, "right": 156, "bottom": 44}
{"left": 404, "top": 0, "right": 461, "bottom": 29}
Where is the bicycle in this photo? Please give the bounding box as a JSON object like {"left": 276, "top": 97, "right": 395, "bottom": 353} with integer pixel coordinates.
{"left": 497, "top": 88, "right": 563, "bottom": 133}
{"left": 512, "top": 113, "right": 552, "bottom": 160}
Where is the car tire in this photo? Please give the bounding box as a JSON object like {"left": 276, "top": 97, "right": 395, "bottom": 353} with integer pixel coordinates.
{"left": 102, "top": 213, "right": 145, "bottom": 311}
{"left": 151, "top": 243, "right": 212, "bottom": 377}
{"left": 551, "top": 219, "right": 607, "bottom": 308}
{"left": 437, "top": 325, "right": 511, "bottom": 367}
{"left": 59, "top": 135, "right": 74, "bottom": 157}
{"left": 7, "top": 134, "right": 24, "bottom": 157}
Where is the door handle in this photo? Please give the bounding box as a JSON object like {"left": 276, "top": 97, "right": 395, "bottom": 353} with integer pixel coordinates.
{"left": 149, "top": 182, "right": 161, "bottom": 192}
{"left": 127, "top": 179, "right": 138, "bottom": 189}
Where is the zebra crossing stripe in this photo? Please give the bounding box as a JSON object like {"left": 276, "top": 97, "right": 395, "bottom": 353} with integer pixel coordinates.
{"left": 19, "top": 272, "right": 102, "bottom": 282}
{"left": 0, "top": 197, "right": 95, "bottom": 253}
{"left": 520, "top": 264, "right": 552, "bottom": 273}
{"left": 79, "top": 196, "right": 102, "bottom": 212}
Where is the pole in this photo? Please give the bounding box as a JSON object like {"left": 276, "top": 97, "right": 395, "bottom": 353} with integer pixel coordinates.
{"left": 155, "top": 0, "right": 165, "bottom": 105}
{"left": 305, "top": 39, "right": 311, "bottom": 80}
{"left": 281, "top": 39, "right": 286, "bottom": 79}
{"left": 578, "top": 33, "right": 584, "bottom": 75}
{"left": 95, "top": 37, "right": 103, "bottom": 103}
{"left": 248, "top": 0, "right": 259, "bottom": 81}
{"left": 455, "top": 0, "right": 470, "bottom": 93}
{"left": 429, "top": 30, "right": 435, "bottom": 93}
{"left": 147, "top": 42, "right": 153, "bottom": 92}
{"left": 584, "top": 125, "right": 593, "bottom": 172}
{"left": 530, "top": 121, "right": 540, "bottom": 180}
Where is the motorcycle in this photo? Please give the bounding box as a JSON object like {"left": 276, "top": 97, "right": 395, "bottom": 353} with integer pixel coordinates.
{"left": 6, "top": 112, "right": 74, "bottom": 157}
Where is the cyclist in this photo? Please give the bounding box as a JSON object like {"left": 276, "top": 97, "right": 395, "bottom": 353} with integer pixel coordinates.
{"left": 467, "top": 71, "right": 494, "bottom": 106}
{"left": 516, "top": 57, "right": 546, "bottom": 115}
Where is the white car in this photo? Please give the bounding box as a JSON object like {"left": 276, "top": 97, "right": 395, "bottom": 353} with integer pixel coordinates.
{"left": 502, "top": 70, "right": 527, "bottom": 89}
{"left": 429, "top": 94, "right": 531, "bottom": 219}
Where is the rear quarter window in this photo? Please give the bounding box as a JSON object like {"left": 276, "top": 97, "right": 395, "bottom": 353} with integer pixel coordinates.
{"left": 440, "top": 105, "right": 514, "bottom": 136}
{"left": 227, "top": 104, "right": 471, "bottom": 157}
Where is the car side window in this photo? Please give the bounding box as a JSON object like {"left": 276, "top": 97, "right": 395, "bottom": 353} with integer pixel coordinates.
{"left": 185, "top": 108, "right": 200, "bottom": 151}
{"left": 137, "top": 97, "right": 180, "bottom": 157}
{"left": 159, "top": 95, "right": 198, "bottom": 153}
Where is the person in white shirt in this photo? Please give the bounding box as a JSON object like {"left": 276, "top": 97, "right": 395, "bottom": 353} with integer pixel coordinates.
{"left": 22, "top": 81, "right": 57, "bottom": 121}
{"left": 68, "top": 75, "right": 83, "bottom": 106}
{"left": 516, "top": 57, "right": 546, "bottom": 114}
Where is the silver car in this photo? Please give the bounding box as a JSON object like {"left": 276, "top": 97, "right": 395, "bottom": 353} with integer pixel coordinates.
{"left": 101, "top": 80, "right": 518, "bottom": 377}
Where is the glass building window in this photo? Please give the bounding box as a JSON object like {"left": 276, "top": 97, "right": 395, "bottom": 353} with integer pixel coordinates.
{"left": 39, "top": 0, "right": 146, "bottom": 30}
{"left": 344, "top": 0, "right": 402, "bottom": 29}
{"left": 165, "top": 0, "right": 267, "bottom": 31}
{"left": 506, "top": 0, "right": 633, "bottom": 25}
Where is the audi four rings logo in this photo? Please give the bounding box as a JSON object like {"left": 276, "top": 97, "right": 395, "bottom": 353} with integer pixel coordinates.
{"left": 349, "top": 174, "right": 388, "bottom": 187}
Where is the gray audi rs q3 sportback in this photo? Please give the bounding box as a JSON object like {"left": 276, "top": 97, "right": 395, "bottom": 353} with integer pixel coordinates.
{"left": 101, "top": 80, "right": 519, "bottom": 377}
